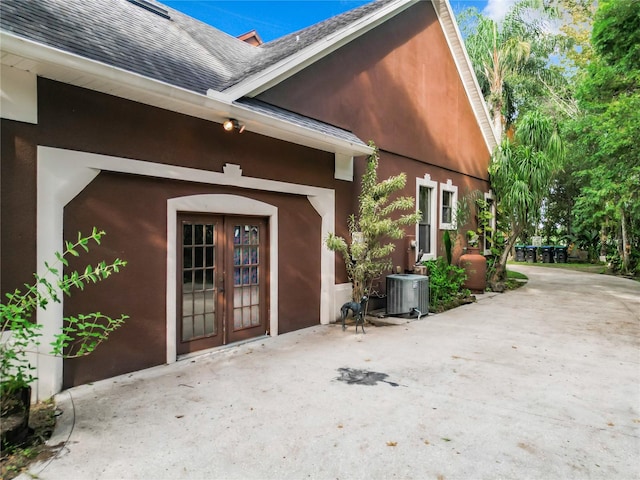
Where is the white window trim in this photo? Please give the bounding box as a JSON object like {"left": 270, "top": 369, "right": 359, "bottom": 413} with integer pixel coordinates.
{"left": 416, "top": 174, "right": 438, "bottom": 262}
{"left": 483, "top": 190, "right": 496, "bottom": 255}
{"left": 439, "top": 179, "right": 458, "bottom": 230}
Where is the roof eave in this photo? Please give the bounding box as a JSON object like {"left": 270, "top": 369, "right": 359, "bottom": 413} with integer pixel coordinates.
{"left": 0, "top": 31, "right": 371, "bottom": 157}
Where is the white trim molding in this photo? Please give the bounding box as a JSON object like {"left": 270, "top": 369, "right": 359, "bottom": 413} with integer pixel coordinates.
{"left": 439, "top": 179, "right": 458, "bottom": 230}
{"left": 416, "top": 173, "right": 438, "bottom": 261}
{"left": 35, "top": 146, "right": 336, "bottom": 400}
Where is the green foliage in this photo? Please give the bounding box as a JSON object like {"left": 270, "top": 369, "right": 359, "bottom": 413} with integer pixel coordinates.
{"left": 422, "top": 258, "right": 469, "bottom": 312}
{"left": 326, "top": 143, "right": 420, "bottom": 300}
{"left": 458, "top": 1, "right": 568, "bottom": 137}
{"left": 1, "top": 228, "right": 128, "bottom": 396}
{"left": 489, "top": 110, "right": 564, "bottom": 283}
{"left": 558, "top": 0, "right": 640, "bottom": 275}
{"left": 443, "top": 231, "right": 452, "bottom": 266}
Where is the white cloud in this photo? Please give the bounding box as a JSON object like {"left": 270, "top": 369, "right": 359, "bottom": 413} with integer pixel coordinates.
{"left": 482, "top": 0, "right": 517, "bottom": 21}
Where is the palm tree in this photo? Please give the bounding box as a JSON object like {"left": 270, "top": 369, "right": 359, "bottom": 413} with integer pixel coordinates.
{"left": 459, "top": 0, "right": 561, "bottom": 141}
{"left": 489, "top": 110, "right": 564, "bottom": 284}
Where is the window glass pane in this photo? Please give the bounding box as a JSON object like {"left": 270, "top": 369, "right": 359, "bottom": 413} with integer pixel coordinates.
{"left": 419, "top": 224, "right": 430, "bottom": 253}
{"left": 183, "top": 224, "right": 193, "bottom": 246}
{"left": 205, "top": 268, "right": 214, "bottom": 288}
{"left": 250, "top": 226, "right": 259, "bottom": 244}
{"left": 205, "top": 313, "right": 216, "bottom": 335}
{"left": 194, "top": 246, "right": 204, "bottom": 268}
{"left": 183, "top": 247, "right": 192, "bottom": 268}
{"left": 194, "top": 224, "right": 204, "bottom": 245}
{"left": 193, "top": 314, "right": 205, "bottom": 337}
{"left": 183, "top": 271, "right": 193, "bottom": 293}
{"left": 442, "top": 191, "right": 453, "bottom": 224}
{"left": 242, "top": 225, "right": 250, "bottom": 245}
{"left": 419, "top": 186, "right": 431, "bottom": 223}
{"left": 205, "top": 224, "right": 214, "bottom": 245}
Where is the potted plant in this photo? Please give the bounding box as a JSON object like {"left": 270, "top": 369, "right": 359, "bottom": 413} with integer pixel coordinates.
{"left": 1, "top": 228, "right": 127, "bottom": 449}
{"left": 466, "top": 230, "right": 480, "bottom": 252}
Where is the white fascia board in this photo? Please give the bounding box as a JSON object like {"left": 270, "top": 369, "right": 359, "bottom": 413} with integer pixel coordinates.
{"left": 0, "top": 31, "right": 371, "bottom": 157}
{"left": 0, "top": 31, "right": 234, "bottom": 120}
{"left": 219, "top": 0, "right": 419, "bottom": 100}
{"left": 432, "top": 0, "right": 498, "bottom": 154}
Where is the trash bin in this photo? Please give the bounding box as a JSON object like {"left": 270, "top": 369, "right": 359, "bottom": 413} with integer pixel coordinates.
{"left": 541, "top": 246, "right": 555, "bottom": 263}
{"left": 515, "top": 245, "right": 526, "bottom": 262}
{"left": 555, "top": 246, "right": 568, "bottom": 263}
{"left": 525, "top": 246, "right": 537, "bottom": 263}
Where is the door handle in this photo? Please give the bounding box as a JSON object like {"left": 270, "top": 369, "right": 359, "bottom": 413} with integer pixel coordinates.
{"left": 219, "top": 273, "right": 224, "bottom": 293}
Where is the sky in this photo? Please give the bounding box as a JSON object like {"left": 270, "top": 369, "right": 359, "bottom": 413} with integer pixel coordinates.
{"left": 162, "top": 0, "right": 517, "bottom": 43}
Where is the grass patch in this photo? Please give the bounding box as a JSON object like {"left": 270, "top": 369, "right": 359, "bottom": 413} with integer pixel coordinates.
{"left": 506, "top": 270, "right": 528, "bottom": 280}
{"left": 492, "top": 268, "right": 529, "bottom": 291}
{"left": 509, "top": 261, "right": 606, "bottom": 275}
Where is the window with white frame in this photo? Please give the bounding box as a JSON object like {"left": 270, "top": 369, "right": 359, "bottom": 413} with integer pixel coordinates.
{"left": 416, "top": 174, "right": 438, "bottom": 261}
{"left": 439, "top": 180, "right": 458, "bottom": 230}
{"left": 482, "top": 190, "right": 496, "bottom": 255}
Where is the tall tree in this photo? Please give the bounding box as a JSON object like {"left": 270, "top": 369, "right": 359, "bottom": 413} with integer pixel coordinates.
{"left": 489, "top": 111, "right": 564, "bottom": 285}
{"left": 567, "top": 0, "right": 640, "bottom": 274}
{"left": 458, "top": 0, "right": 563, "bottom": 140}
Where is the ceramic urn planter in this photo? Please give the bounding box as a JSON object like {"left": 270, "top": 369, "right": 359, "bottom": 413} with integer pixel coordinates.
{"left": 459, "top": 246, "right": 487, "bottom": 293}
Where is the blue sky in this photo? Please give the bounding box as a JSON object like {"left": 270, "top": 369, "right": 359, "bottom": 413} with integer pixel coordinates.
{"left": 162, "top": 0, "right": 514, "bottom": 42}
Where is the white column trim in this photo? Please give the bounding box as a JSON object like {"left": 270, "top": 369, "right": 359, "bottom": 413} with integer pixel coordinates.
{"left": 36, "top": 146, "right": 335, "bottom": 399}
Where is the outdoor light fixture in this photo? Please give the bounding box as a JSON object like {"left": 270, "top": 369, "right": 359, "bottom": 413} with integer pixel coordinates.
{"left": 223, "top": 118, "right": 245, "bottom": 133}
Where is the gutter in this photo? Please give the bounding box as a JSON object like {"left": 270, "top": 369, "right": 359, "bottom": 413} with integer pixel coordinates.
{"left": 0, "top": 31, "right": 372, "bottom": 157}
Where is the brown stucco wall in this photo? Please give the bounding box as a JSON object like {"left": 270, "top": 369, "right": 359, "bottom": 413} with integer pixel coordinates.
{"left": 0, "top": 119, "right": 38, "bottom": 297}
{"left": 62, "top": 173, "right": 321, "bottom": 387}
{"left": 1, "top": 79, "right": 331, "bottom": 387}
{"left": 258, "top": 1, "right": 492, "bottom": 285}
{"left": 257, "top": 1, "right": 490, "bottom": 181}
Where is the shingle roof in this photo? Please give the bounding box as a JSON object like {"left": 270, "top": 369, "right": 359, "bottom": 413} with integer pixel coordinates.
{"left": 0, "top": 0, "right": 394, "bottom": 94}
{"left": 235, "top": 98, "right": 367, "bottom": 146}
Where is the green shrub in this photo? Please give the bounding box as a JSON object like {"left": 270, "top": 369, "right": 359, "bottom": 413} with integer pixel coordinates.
{"left": 422, "top": 258, "right": 469, "bottom": 312}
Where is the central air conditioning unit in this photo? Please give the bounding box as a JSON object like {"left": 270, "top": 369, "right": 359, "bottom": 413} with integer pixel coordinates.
{"left": 386, "top": 274, "right": 429, "bottom": 316}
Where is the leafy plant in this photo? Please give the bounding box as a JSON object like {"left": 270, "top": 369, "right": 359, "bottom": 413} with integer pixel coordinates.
{"left": 467, "top": 230, "right": 479, "bottom": 248}
{"left": 1, "top": 228, "right": 128, "bottom": 396}
{"left": 326, "top": 143, "right": 420, "bottom": 301}
{"left": 422, "top": 258, "right": 469, "bottom": 312}
{"left": 489, "top": 110, "right": 564, "bottom": 285}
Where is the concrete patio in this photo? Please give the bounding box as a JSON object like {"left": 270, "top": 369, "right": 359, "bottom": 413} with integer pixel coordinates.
{"left": 22, "top": 265, "right": 640, "bottom": 479}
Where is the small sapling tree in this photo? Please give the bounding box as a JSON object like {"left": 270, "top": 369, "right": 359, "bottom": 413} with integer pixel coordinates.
{"left": 1, "top": 228, "right": 128, "bottom": 399}
{"left": 326, "top": 144, "right": 420, "bottom": 301}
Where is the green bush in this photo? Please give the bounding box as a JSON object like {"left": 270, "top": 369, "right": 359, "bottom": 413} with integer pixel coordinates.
{"left": 422, "top": 258, "right": 469, "bottom": 312}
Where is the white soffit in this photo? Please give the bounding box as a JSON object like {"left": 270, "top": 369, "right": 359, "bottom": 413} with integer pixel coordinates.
{"left": 0, "top": 31, "right": 371, "bottom": 157}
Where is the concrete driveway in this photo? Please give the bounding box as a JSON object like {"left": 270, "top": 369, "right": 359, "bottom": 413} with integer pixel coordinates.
{"left": 24, "top": 266, "right": 640, "bottom": 480}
